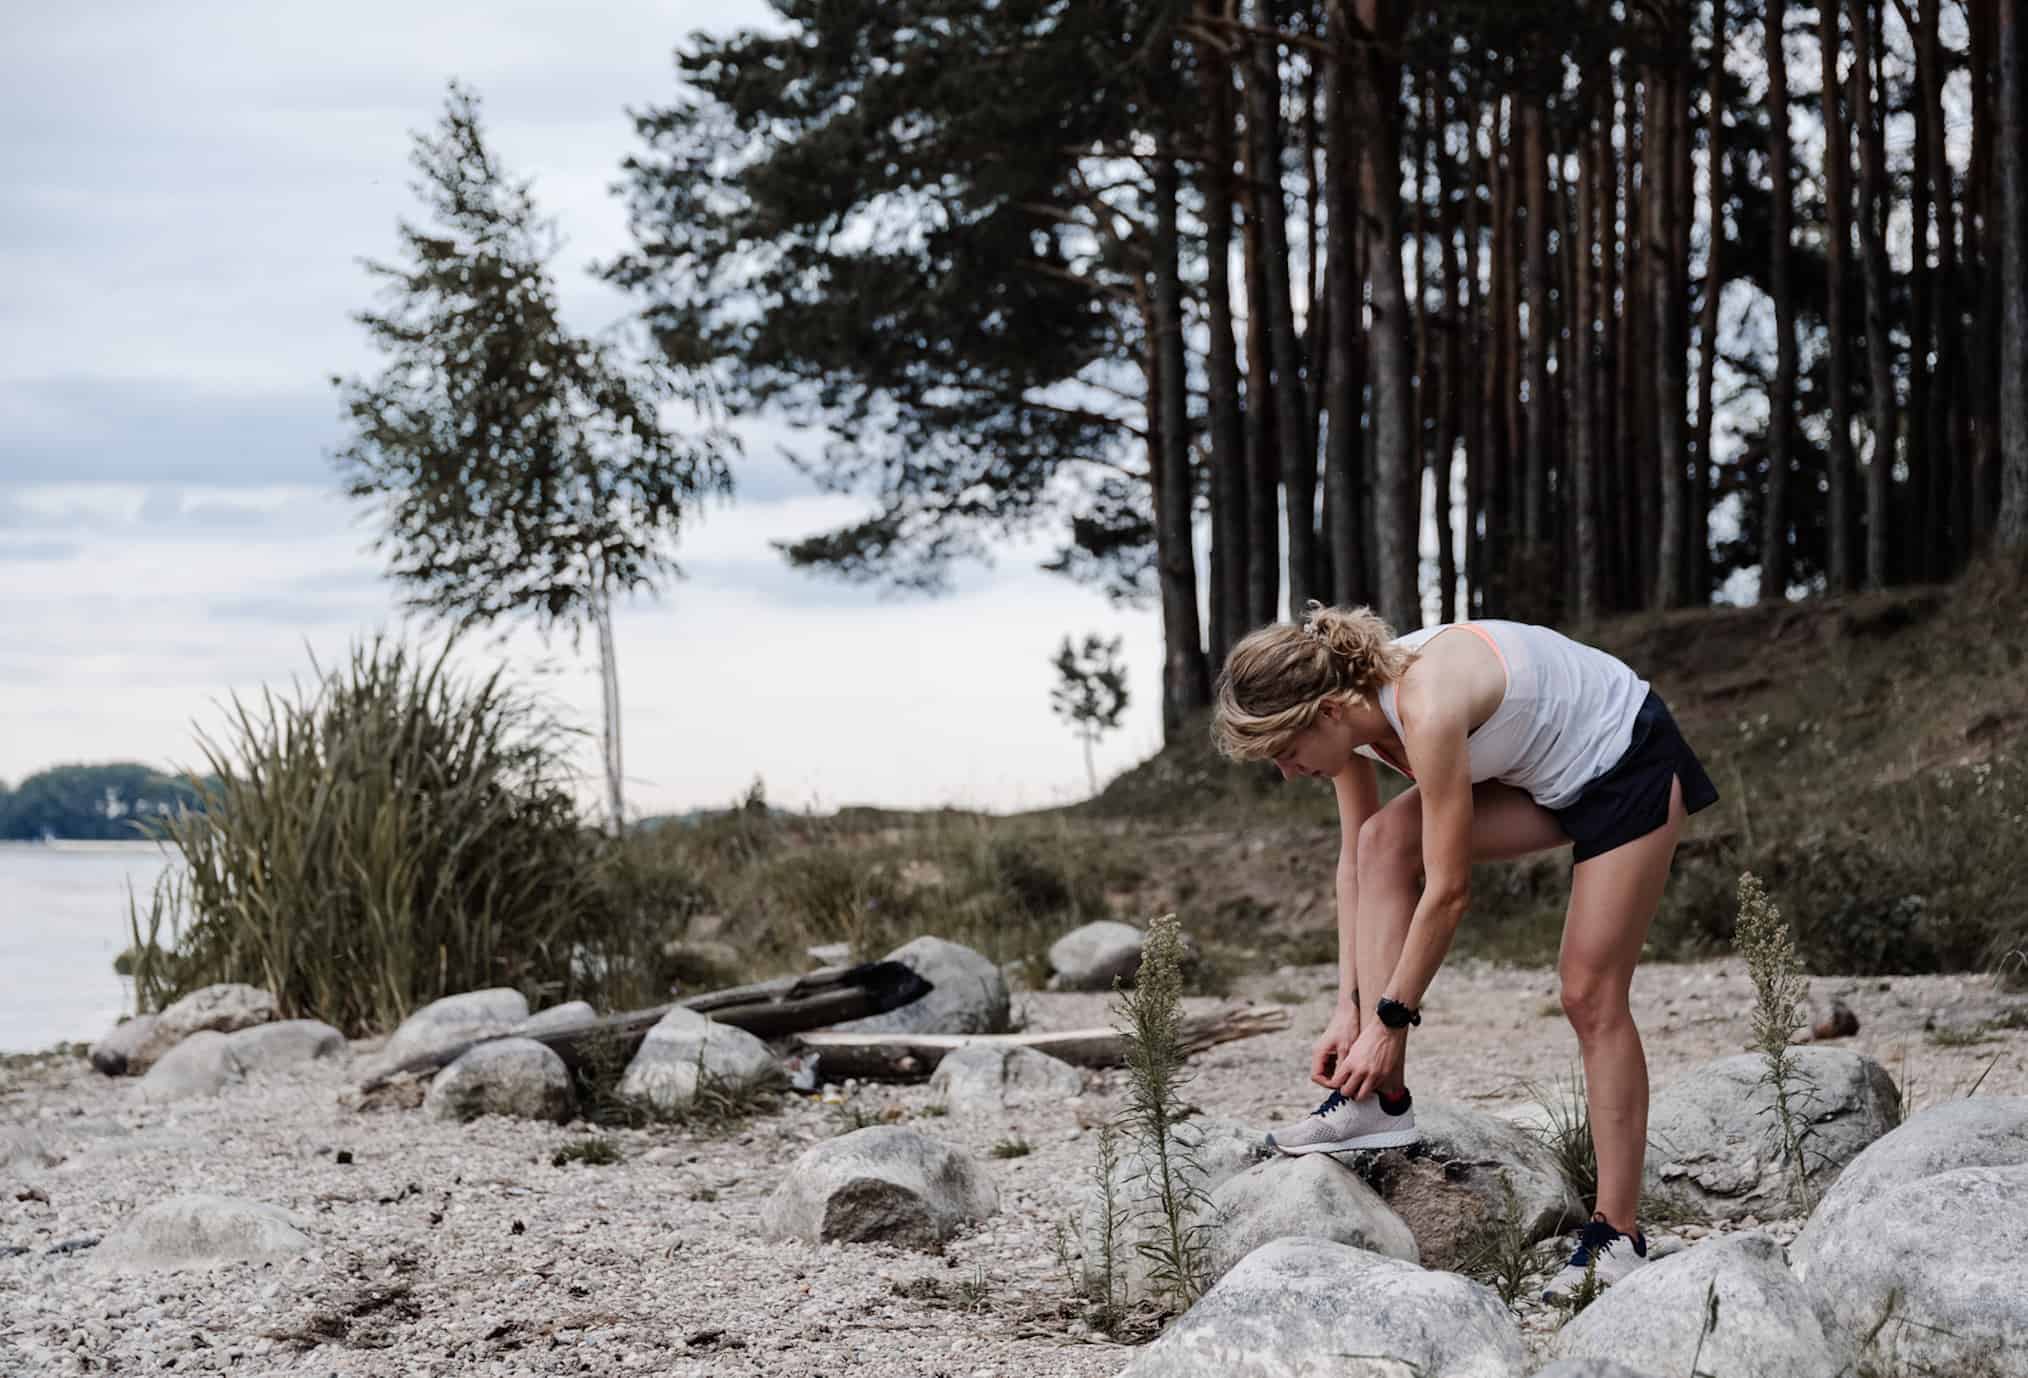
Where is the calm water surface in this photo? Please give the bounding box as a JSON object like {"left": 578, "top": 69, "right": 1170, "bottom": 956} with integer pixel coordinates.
{"left": 0, "top": 841, "right": 175, "bottom": 1052}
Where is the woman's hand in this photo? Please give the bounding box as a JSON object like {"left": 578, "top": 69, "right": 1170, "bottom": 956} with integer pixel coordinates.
{"left": 1330, "top": 1018, "right": 1408, "bottom": 1101}
{"left": 1310, "top": 1002, "right": 1361, "bottom": 1089}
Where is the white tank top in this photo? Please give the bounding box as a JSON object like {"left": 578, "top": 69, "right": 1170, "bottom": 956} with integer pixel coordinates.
{"left": 1353, "top": 620, "right": 1650, "bottom": 810}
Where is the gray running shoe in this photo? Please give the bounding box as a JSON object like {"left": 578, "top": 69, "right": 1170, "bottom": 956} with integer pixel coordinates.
{"left": 1265, "top": 1089, "right": 1420, "bottom": 1156}
{"left": 1542, "top": 1216, "right": 1649, "bottom": 1302}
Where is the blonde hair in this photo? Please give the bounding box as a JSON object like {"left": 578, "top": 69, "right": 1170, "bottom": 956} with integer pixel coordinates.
{"left": 1210, "top": 601, "right": 1417, "bottom": 762}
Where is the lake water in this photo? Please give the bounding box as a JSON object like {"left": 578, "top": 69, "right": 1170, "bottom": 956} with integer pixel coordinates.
{"left": 0, "top": 841, "right": 175, "bottom": 1053}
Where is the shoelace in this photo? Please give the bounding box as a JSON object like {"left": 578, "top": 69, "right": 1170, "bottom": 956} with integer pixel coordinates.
{"left": 1310, "top": 1090, "right": 1349, "bottom": 1118}
{"left": 1566, "top": 1218, "right": 1634, "bottom": 1268}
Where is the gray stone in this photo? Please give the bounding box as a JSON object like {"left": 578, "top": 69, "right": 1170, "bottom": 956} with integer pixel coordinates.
{"left": 424, "top": 1038, "right": 575, "bottom": 1124}
{"left": 368, "top": 988, "right": 529, "bottom": 1077}
{"left": 1046, "top": 920, "right": 1145, "bottom": 991}
{"left": 137, "top": 1030, "right": 243, "bottom": 1103}
{"left": 91, "top": 1194, "right": 314, "bottom": 1272}
{"left": 1368, "top": 1100, "right": 1586, "bottom": 1269}
{"left": 1082, "top": 1116, "right": 1272, "bottom": 1303}
{"left": 1118, "top": 1236, "right": 1525, "bottom": 1378}
{"left": 1791, "top": 1096, "right": 2028, "bottom": 1280}
{"left": 1205, "top": 1155, "right": 1417, "bottom": 1285}
{"left": 825, "top": 936, "right": 1009, "bottom": 1036}
{"left": 89, "top": 1015, "right": 161, "bottom": 1076}
{"left": 224, "top": 1020, "right": 346, "bottom": 1076}
{"left": 0, "top": 1127, "right": 65, "bottom": 1173}
{"left": 1804, "top": 1164, "right": 2028, "bottom": 1376}
{"left": 760, "top": 1126, "right": 996, "bottom": 1249}
{"left": 1530, "top": 1363, "right": 1665, "bottom": 1378}
{"left": 927, "top": 1044, "right": 1084, "bottom": 1112}
{"left": 617, "top": 1007, "right": 779, "bottom": 1115}
{"left": 1553, "top": 1232, "right": 1844, "bottom": 1378}
{"left": 130, "top": 984, "right": 278, "bottom": 1072}
{"left": 1643, "top": 1048, "right": 1900, "bottom": 1222}
{"left": 512, "top": 1002, "right": 596, "bottom": 1037}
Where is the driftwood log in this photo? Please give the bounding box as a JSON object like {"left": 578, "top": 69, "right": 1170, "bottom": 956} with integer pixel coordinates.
{"left": 356, "top": 961, "right": 931, "bottom": 1092}
{"left": 788, "top": 1003, "right": 1292, "bottom": 1081}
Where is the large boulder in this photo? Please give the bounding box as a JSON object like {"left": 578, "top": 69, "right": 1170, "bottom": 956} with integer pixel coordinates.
{"left": 1118, "top": 1236, "right": 1526, "bottom": 1378}
{"left": 825, "top": 936, "right": 1008, "bottom": 1036}
{"left": 224, "top": 1020, "right": 346, "bottom": 1077}
{"left": 927, "top": 1044, "right": 1083, "bottom": 1112}
{"left": 367, "top": 989, "right": 529, "bottom": 1077}
{"left": 1530, "top": 1364, "right": 1664, "bottom": 1378}
{"left": 1047, "top": 921, "right": 1145, "bottom": 991}
{"left": 1553, "top": 1232, "right": 1844, "bottom": 1378}
{"left": 424, "top": 1038, "right": 575, "bottom": 1124}
{"left": 1643, "top": 1048, "right": 1900, "bottom": 1222}
{"left": 617, "top": 1007, "right": 778, "bottom": 1116}
{"left": 1803, "top": 1164, "right": 2028, "bottom": 1376}
{"left": 760, "top": 1126, "right": 996, "bottom": 1249}
{"left": 129, "top": 984, "right": 278, "bottom": 1073}
{"left": 513, "top": 1001, "right": 596, "bottom": 1037}
{"left": 1081, "top": 1117, "right": 1271, "bottom": 1303}
{"left": 89, "top": 1014, "right": 161, "bottom": 1076}
{"left": 137, "top": 1030, "right": 243, "bottom": 1103}
{"left": 1357, "top": 1100, "right": 1585, "bottom": 1270}
{"left": 1790, "top": 1096, "right": 2028, "bottom": 1280}
{"left": 1205, "top": 1154, "right": 1417, "bottom": 1285}
{"left": 91, "top": 1195, "right": 315, "bottom": 1272}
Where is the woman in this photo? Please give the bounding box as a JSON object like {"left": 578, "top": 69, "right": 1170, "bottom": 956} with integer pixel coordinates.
{"left": 1210, "top": 601, "right": 1719, "bottom": 1300}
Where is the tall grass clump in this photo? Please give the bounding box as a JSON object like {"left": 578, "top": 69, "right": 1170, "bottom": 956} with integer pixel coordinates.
{"left": 1734, "top": 870, "right": 1816, "bottom": 1214}
{"left": 1112, "top": 912, "right": 1211, "bottom": 1314}
{"left": 130, "top": 638, "right": 631, "bottom": 1034}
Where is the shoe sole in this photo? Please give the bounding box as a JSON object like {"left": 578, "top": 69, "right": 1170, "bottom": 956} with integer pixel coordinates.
{"left": 1266, "top": 1127, "right": 1422, "bottom": 1156}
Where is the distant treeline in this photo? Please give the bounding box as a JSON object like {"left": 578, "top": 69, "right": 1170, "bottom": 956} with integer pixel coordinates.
{"left": 0, "top": 764, "right": 209, "bottom": 841}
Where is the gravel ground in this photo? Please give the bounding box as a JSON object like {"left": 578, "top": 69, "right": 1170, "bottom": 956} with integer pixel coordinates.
{"left": 3, "top": 956, "right": 2023, "bottom": 1377}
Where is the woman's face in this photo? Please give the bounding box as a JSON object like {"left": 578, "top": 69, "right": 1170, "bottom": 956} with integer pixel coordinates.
{"left": 1271, "top": 703, "right": 1356, "bottom": 782}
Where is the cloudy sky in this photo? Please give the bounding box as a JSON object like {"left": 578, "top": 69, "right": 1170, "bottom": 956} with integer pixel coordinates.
{"left": 1, "top": 0, "right": 1168, "bottom": 817}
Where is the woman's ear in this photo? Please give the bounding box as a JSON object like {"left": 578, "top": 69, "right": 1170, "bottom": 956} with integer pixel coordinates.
{"left": 1317, "top": 699, "right": 1340, "bottom": 723}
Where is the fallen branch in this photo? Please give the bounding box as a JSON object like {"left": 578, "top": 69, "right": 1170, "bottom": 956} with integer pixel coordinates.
{"left": 356, "top": 961, "right": 931, "bottom": 1092}
{"left": 788, "top": 1003, "right": 1292, "bottom": 1081}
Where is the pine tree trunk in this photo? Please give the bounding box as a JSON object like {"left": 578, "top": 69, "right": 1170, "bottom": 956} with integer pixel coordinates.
{"left": 1354, "top": 0, "right": 1420, "bottom": 630}
{"left": 1853, "top": 0, "right": 1899, "bottom": 587}
{"left": 595, "top": 591, "right": 624, "bottom": 835}
{"left": 1693, "top": 9, "right": 1725, "bottom": 604}
{"left": 1482, "top": 100, "right": 1514, "bottom": 616}
{"left": 1915, "top": 0, "right": 1960, "bottom": 571}
{"left": 1434, "top": 81, "right": 1461, "bottom": 624}
{"left": 1152, "top": 159, "right": 1210, "bottom": 734}
{"left": 1821, "top": 0, "right": 1857, "bottom": 591}
{"left": 1652, "top": 49, "right": 1687, "bottom": 610}
{"left": 1999, "top": 0, "right": 2028, "bottom": 555}
{"left": 1198, "top": 23, "right": 1248, "bottom": 663}
{"left": 1324, "top": 5, "right": 1366, "bottom": 605}
{"left": 1246, "top": 21, "right": 1317, "bottom": 616}
{"left": 1460, "top": 97, "right": 1486, "bottom": 614}
{"left": 1761, "top": 0, "right": 1796, "bottom": 603}
{"left": 1598, "top": 88, "right": 1626, "bottom": 612}
{"left": 1971, "top": 0, "right": 2002, "bottom": 546}
{"left": 1572, "top": 83, "right": 1600, "bottom": 625}
{"left": 1521, "top": 101, "right": 1553, "bottom": 560}
{"left": 1241, "top": 117, "right": 1282, "bottom": 624}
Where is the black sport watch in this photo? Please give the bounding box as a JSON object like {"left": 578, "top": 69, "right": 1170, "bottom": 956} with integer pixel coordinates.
{"left": 1376, "top": 997, "right": 1422, "bottom": 1029}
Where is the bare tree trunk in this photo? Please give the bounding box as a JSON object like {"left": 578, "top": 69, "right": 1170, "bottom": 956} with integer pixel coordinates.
{"left": 1971, "top": 0, "right": 2002, "bottom": 546}
{"left": 1916, "top": 0, "right": 1960, "bottom": 571}
{"left": 1324, "top": 5, "right": 1366, "bottom": 605}
{"left": 1354, "top": 0, "right": 1420, "bottom": 630}
{"left": 595, "top": 590, "right": 623, "bottom": 835}
{"left": 1760, "top": 0, "right": 1796, "bottom": 603}
{"left": 1599, "top": 79, "right": 1626, "bottom": 611}
{"left": 1572, "top": 83, "right": 1601, "bottom": 625}
{"left": 1652, "top": 44, "right": 1688, "bottom": 609}
{"left": 1821, "top": 0, "right": 1857, "bottom": 590}
{"left": 1434, "top": 81, "right": 1460, "bottom": 624}
{"left": 1415, "top": 78, "right": 1436, "bottom": 618}
{"left": 1152, "top": 158, "right": 1210, "bottom": 734}
{"left": 1521, "top": 101, "right": 1553, "bottom": 558}
{"left": 1620, "top": 74, "right": 1649, "bottom": 609}
{"left": 1853, "top": 0, "right": 1899, "bottom": 588}
{"left": 1693, "top": 7, "right": 1726, "bottom": 604}
{"left": 1460, "top": 97, "right": 1485, "bottom": 613}
{"left": 2000, "top": 0, "right": 2028, "bottom": 555}
{"left": 1198, "top": 25, "right": 1248, "bottom": 664}
{"left": 1483, "top": 99, "right": 1515, "bottom": 616}
{"left": 1241, "top": 114, "right": 1282, "bottom": 624}
{"left": 1246, "top": 19, "right": 1317, "bottom": 615}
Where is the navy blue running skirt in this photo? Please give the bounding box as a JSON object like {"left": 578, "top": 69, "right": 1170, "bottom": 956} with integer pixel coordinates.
{"left": 1552, "top": 690, "right": 1719, "bottom": 864}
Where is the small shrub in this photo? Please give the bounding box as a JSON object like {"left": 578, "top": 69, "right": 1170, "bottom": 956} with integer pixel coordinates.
{"left": 1520, "top": 1066, "right": 1597, "bottom": 1215}
{"left": 551, "top": 1137, "right": 620, "bottom": 1168}
{"left": 990, "top": 1135, "right": 1034, "bottom": 1160}
{"left": 1735, "top": 871, "right": 1816, "bottom": 1214}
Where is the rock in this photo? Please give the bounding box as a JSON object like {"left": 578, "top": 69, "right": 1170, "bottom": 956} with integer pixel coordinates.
{"left": 1553, "top": 1232, "right": 1844, "bottom": 1378}
{"left": 1359, "top": 1100, "right": 1586, "bottom": 1269}
{"left": 1046, "top": 921, "right": 1145, "bottom": 991}
{"left": 1082, "top": 1116, "right": 1272, "bottom": 1302}
{"left": 1643, "top": 1048, "right": 1900, "bottom": 1222}
{"left": 424, "top": 1038, "right": 575, "bottom": 1124}
{"left": 89, "top": 1015, "right": 161, "bottom": 1077}
{"left": 1118, "top": 1236, "right": 1525, "bottom": 1378}
{"left": 368, "top": 989, "right": 530, "bottom": 1077}
{"left": 91, "top": 1194, "right": 314, "bottom": 1272}
{"left": 129, "top": 984, "right": 278, "bottom": 1072}
{"left": 825, "top": 936, "right": 1009, "bottom": 1036}
{"left": 1205, "top": 1155, "right": 1418, "bottom": 1285}
{"left": 1530, "top": 1364, "right": 1665, "bottom": 1378}
{"left": 512, "top": 1002, "right": 596, "bottom": 1037}
{"left": 661, "top": 939, "right": 744, "bottom": 988}
{"left": 0, "top": 1128, "right": 64, "bottom": 1173}
{"left": 617, "top": 1007, "right": 779, "bottom": 1116}
{"left": 224, "top": 1020, "right": 346, "bottom": 1076}
{"left": 137, "top": 1030, "right": 244, "bottom": 1103}
{"left": 1790, "top": 1096, "right": 2028, "bottom": 1279}
{"left": 927, "top": 1045, "right": 1083, "bottom": 1112}
{"left": 1803, "top": 1164, "right": 2028, "bottom": 1376}
{"left": 760, "top": 1126, "right": 996, "bottom": 1249}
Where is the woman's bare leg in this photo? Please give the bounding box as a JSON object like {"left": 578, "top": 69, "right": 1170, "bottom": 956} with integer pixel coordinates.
{"left": 1354, "top": 782, "right": 1570, "bottom": 1096}
{"left": 1560, "top": 776, "right": 1687, "bottom": 1234}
